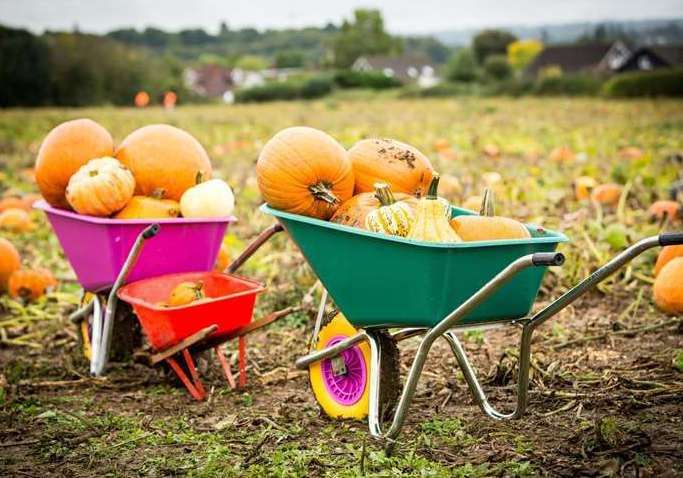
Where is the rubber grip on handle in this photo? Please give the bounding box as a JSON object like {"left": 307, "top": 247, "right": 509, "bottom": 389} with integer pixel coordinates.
{"left": 659, "top": 232, "right": 683, "bottom": 247}
{"left": 532, "top": 252, "right": 565, "bottom": 267}
{"left": 143, "top": 224, "right": 160, "bottom": 239}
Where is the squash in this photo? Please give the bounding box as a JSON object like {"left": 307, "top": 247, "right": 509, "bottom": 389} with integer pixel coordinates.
{"left": 65, "top": 157, "right": 135, "bottom": 217}
{"left": 330, "top": 191, "right": 418, "bottom": 229}
{"left": 348, "top": 138, "right": 433, "bottom": 196}
{"left": 0, "top": 238, "right": 21, "bottom": 292}
{"left": 407, "top": 174, "right": 461, "bottom": 243}
{"left": 214, "top": 241, "right": 231, "bottom": 271}
{"left": 654, "top": 245, "right": 683, "bottom": 277}
{"left": 167, "top": 281, "right": 205, "bottom": 307}
{"left": 591, "top": 183, "right": 622, "bottom": 206}
{"left": 180, "top": 179, "right": 235, "bottom": 218}
{"left": 0, "top": 208, "right": 34, "bottom": 232}
{"left": 8, "top": 268, "right": 57, "bottom": 300}
{"left": 35, "top": 119, "right": 114, "bottom": 209}
{"left": 0, "top": 197, "right": 30, "bottom": 213}
{"left": 648, "top": 200, "right": 680, "bottom": 222}
{"left": 365, "top": 183, "right": 414, "bottom": 237}
{"left": 116, "top": 124, "right": 212, "bottom": 201}
{"left": 257, "top": 127, "right": 354, "bottom": 220}
{"left": 114, "top": 196, "right": 180, "bottom": 219}
{"left": 549, "top": 146, "right": 575, "bottom": 162}
{"left": 573, "top": 176, "right": 597, "bottom": 201}
{"left": 461, "top": 195, "right": 483, "bottom": 212}
{"left": 450, "top": 189, "right": 531, "bottom": 241}
{"left": 653, "top": 257, "right": 683, "bottom": 314}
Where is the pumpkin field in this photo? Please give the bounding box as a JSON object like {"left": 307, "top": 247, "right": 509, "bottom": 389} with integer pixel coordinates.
{"left": 1, "top": 96, "right": 682, "bottom": 477}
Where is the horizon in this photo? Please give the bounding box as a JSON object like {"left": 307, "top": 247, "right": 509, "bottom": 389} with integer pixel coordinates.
{"left": 1, "top": 0, "right": 681, "bottom": 36}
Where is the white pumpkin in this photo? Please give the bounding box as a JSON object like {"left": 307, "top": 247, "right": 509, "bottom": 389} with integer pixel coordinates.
{"left": 180, "top": 179, "right": 235, "bottom": 218}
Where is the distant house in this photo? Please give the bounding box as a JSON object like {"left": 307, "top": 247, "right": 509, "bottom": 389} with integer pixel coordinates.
{"left": 352, "top": 55, "right": 440, "bottom": 87}
{"left": 184, "top": 64, "right": 234, "bottom": 100}
{"left": 525, "top": 41, "right": 683, "bottom": 77}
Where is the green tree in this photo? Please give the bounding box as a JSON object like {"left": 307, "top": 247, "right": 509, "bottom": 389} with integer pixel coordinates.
{"left": 472, "top": 29, "right": 517, "bottom": 64}
{"left": 331, "top": 9, "right": 402, "bottom": 68}
{"left": 0, "top": 26, "right": 52, "bottom": 106}
{"left": 483, "top": 54, "right": 512, "bottom": 81}
{"left": 507, "top": 39, "right": 543, "bottom": 71}
{"left": 275, "top": 50, "right": 305, "bottom": 68}
{"left": 235, "top": 54, "right": 269, "bottom": 71}
{"left": 445, "top": 47, "right": 478, "bottom": 82}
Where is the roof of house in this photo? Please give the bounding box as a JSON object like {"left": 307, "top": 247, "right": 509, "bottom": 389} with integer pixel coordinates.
{"left": 187, "top": 64, "right": 233, "bottom": 97}
{"left": 525, "top": 43, "right": 613, "bottom": 76}
{"left": 648, "top": 45, "right": 683, "bottom": 66}
{"left": 353, "top": 55, "right": 436, "bottom": 81}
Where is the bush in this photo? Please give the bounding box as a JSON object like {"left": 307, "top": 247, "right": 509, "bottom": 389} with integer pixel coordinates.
{"left": 300, "top": 76, "right": 334, "bottom": 99}
{"left": 333, "top": 70, "right": 402, "bottom": 89}
{"left": 400, "top": 82, "right": 482, "bottom": 98}
{"left": 235, "top": 75, "right": 333, "bottom": 103}
{"left": 533, "top": 74, "right": 602, "bottom": 96}
{"left": 603, "top": 68, "right": 683, "bottom": 97}
{"left": 445, "top": 48, "right": 478, "bottom": 83}
{"left": 483, "top": 55, "right": 512, "bottom": 81}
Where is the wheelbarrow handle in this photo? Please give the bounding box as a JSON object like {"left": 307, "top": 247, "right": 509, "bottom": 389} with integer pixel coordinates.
{"left": 142, "top": 223, "right": 160, "bottom": 239}
{"left": 532, "top": 252, "right": 565, "bottom": 267}
{"left": 226, "top": 223, "right": 284, "bottom": 274}
{"left": 659, "top": 231, "right": 683, "bottom": 246}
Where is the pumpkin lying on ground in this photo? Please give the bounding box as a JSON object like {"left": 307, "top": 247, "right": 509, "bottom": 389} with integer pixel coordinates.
{"left": 180, "top": 179, "right": 235, "bottom": 218}
{"left": 450, "top": 189, "right": 530, "bottom": 241}
{"left": 591, "top": 183, "right": 622, "bottom": 206}
{"left": 648, "top": 200, "right": 680, "bottom": 222}
{"left": 549, "top": 146, "right": 575, "bottom": 162}
{"left": 654, "top": 245, "right": 683, "bottom": 277}
{"left": 364, "top": 183, "right": 414, "bottom": 237}
{"left": 407, "top": 174, "right": 461, "bottom": 243}
{"left": 8, "top": 268, "right": 57, "bottom": 300}
{"left": 116, "top": 124, "right": 212, "bottom": 201}
{"left": 0, "top": 208, "right": 34, "bottom": 232}
{"left": 330, "top": 190, "right": 418, "bottom": 229}
{"left": 348, "top": 138, "right": 433, "bottom": 197}
{"left": 214, "top": 241, "right": 231, "bottom": 271}
{"left": 653, "top": 257, "right": 683, "bottom": 314}
{"left": 257, "top": 126, "right": 354, "bottom": 220}
{"left": 66, "top": 157, "right": 135, "bottom": 217}
{"left": 0, "top": 238, "right": 21, "bottom": 292}
{"left": 114, "top": 196, "right": 180, "bottom": 219}
{"left": 35, "top": 119, "right": 114, "bottom": 209}
{"left": 573, "top": 176, "right": 597, "bottom": 201}
{"left": 0, "top": 197, "right": 31, "bottom": 213}
{"left": 167, "top": 281, "right": 205, "bottom": 307}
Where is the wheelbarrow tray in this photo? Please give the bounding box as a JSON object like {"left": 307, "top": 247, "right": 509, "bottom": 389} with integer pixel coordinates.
{"left": 261, "top": 204, "right": 568, "bottom": 328}
{"left": 36, "top": 200, "right": 235, "bottom": 292}
{"left": 118, "top": 271, "right": 265, "bottom": 351}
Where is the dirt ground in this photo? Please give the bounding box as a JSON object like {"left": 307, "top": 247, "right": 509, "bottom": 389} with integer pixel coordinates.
{"left": 1, "top": 289, "right": 681, "bottom": 477}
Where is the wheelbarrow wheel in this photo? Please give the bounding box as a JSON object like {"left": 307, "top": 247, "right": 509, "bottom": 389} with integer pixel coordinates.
{"left": 309, "top": 313, "right": 400, "bottom": 421}
{"left": 77, "top": 292, "right": 142, "bottom": 362}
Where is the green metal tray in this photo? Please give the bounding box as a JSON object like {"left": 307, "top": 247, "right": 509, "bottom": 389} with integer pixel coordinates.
{"left": 261, "top": 204, "right": 568, "bottom": 328}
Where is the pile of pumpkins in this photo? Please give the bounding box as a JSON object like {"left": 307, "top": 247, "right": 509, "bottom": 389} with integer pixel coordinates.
{"left": 0, "top": 237, "right": 56, "bottom": 300}
{"left": 34, "top": 118, "right": 235, "bottom": 220}
{"left": 255, "top": 127, "right": 530, "bottom": 244}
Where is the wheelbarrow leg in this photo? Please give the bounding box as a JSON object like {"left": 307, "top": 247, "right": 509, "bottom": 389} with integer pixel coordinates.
{"left": 215, "top": 346, "right": 237, "bottom": 389}
{"left": 238, "top": 336, "right": 247, "bottom": 388}
{"left": 166, "top": 351, "right": 206, "bottom": 401}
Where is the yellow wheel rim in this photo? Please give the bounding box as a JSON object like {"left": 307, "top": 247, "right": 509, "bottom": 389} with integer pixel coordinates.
{"left": 309, "top": 313, "right": 371, "bottom": 420}
{"left": 80, "top": 292, "right": 95, "bottom": 360}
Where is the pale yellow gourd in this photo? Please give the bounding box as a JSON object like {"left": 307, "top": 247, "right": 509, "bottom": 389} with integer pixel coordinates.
{"left": 407, "top": 174, "right": 462, "bottom": 243}
{"left": 450, "top": 189, "right": 530, "bottom": 241}
{"left": 364, "top": 182, "right": 414, "bottom": 237}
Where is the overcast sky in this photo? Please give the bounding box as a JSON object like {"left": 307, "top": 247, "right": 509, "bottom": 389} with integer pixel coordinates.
{"left": 1, "top": 0, "right": 681, "bottom": 34}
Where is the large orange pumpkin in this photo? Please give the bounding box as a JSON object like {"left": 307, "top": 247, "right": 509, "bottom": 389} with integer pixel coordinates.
{"left": 115, "top": 124, "right": 212, "bottom": 201}
{"left": 653, "top": 257, "right": 683, "bottom": 314}
{"left": 257, "top": 127, "right": 354, "bottom": 220}
{"left": 0, "top": 238, "right": 21, "bottom": 292}
{"left": 331, "top": 191, "right": 418, "bottom": 229}
{"left": 8, "top": 268, "right": 57, "bottom": 301}
{"left": 35, "top": 119, "right": 114, "bottom": 209}
{"left": 348, "top": 138, "right": 433, "bottom": 196}
{"left": 654, "top": 245, "right": 683, "bottom": 277}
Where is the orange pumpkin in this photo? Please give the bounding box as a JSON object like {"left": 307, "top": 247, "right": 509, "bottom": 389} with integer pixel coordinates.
{"left": 0, "top": 208, "right": 34, "bottom": 232}
{"left": 35, "top": 119, "right": 114, "bottom": 209}
{"left": 257, "top": 127, "right": 354, "bottom": 220}
{"left": 648, "top": 200, "right": 680, "bottom": 222}
{"left": 549, "top": 146, "right": 575, "bottom": 162}
{"left": 482, "top": 144, "right": 500, "bottom": 158}
{"left": 114, "top": 196, "right": 180, "bottom": 219}
{"left": 66, "top": 157, "right": 136, "bottom": 216}
{"left": 573, "top": 176, "right": 597, "bottom": 201}
{"left": 654, "top": 245, "right": 683, "bottom": 277}
{"left": 348, "top": 138, "right": 433, "bottom": 197}
{"left": 0, "top": 197, "right": 29, "bottom": 212}
{"left": 21, "top": 194, "right": 42, "bottom": 210}
{"left": 0, "top": 238, "right": 21, "bottom": 292}
{"left": 214, "top": 242, "right": 231, "bottom": 271}
{"left": 591, "top": 183, "right": 622, "bottom": 206}
{"left": 8, "top": 268, "right": 57, "bottom": 300}
{"left": 116, "top": 124, "right": 212, "bottom": 201}
{"left": 331, "top": 191, "right": 418, "bottom": 229}
{"left": 653, "top": 257, "right": 683, "bottom": 314}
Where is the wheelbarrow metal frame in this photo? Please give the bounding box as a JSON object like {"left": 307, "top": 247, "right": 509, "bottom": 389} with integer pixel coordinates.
{"left": 295, "top": 232, "right": 683, "bottom": 453}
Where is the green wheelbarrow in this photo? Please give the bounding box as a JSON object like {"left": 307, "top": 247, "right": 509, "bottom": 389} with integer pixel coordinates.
{"left": 261, "top": 204, "right": 683, "bottom": 453}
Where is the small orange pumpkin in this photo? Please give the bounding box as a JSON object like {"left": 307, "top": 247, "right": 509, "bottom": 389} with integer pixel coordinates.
{"left": 66, "top": 157, "right": 136, "bottom": 216}
{"left": 348, "top": 138, "right": 433, "bottom": 197}
{"left": 654, "top": 245, "right": 683, "bottom": 277}
{"left": 482, "top": 144, "right": 500, "bottom": 158}
{"left": 591, "top": 183, "right": 622, "bottom": 206}
{"left": 167, "top": 281, "right": 205, "bottom": 307}
{"left": 573, "top": 176, "right": 597, "bottom": 201}
{"left": 0, "top": 197, "right": 30, "bottom": 212}
{"left": 0, "top": 238, "right": 21, "bottom": 292}
{"left": 648, "top": 200, "right": 680, "bottom": 222}
{"left": 331, "top": 191, "right": 418, "bottom": 229}
{"left": 114, "top": 196, "right": 180, "bottom": 219}
{"left": 549, "top": 146, "right": 575, "bottom": 162}
{"left": 8, "top": 268, "right": 57, "bottom": 300}
{"left": 214, "top": 242, "right": 231, "bottom": 272}
{"left": 653, "top": 257, "right": 683, "bottom": 314}
{"left": 0, "top": 208, "right": 34, "bottom": 232}
{"left": 257, "top": 127, "right": 354, "bottom": 220}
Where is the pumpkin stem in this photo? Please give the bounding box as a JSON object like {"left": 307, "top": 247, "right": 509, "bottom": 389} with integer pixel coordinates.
{"left": 195, "top": 170, "right": 206, "bottom": 185}
{"left": 373, "top": 182, "right": 396, "bottom": 207}
{"left": 426, "top": 173, "right": 440, "bottom": 200}
{"left": 480, "top": 188, "right": 495, "bottom": 216}
{"left": 308, "top": 182, "right": 339, "bottom": 205}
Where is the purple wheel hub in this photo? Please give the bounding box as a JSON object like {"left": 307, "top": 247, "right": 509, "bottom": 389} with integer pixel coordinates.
{"left": 321, "top": 335, "right": 367, "bottom": 405}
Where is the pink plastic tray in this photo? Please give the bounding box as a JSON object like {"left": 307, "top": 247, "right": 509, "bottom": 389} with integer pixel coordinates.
{"left": 36, "top": 200, "right": 235, "bottom": 292}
